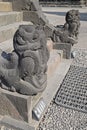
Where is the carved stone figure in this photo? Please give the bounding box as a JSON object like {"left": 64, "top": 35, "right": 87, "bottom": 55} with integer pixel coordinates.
{"left": 52, "top": 10, "right": 80, "bottom": 45}
{"left": 64, "top": 9, "right": 80, "bottom": 39}
{"left": 0, "top": 25, "right": 49, "bottom": 95}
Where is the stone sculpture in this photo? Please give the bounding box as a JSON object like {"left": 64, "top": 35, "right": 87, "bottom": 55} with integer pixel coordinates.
{"left": 52, "top": 9, "right": 80, "bottom": 45}
{"left": 0, "top": 25, "right": 49, "bottom": 95}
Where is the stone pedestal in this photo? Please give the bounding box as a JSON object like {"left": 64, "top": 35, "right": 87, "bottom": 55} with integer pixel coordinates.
{"left": 0, "top": 88, "right": 32, "bottom": 123}
{"left": 53, "top": 43, "right": 72, "bottom": 59}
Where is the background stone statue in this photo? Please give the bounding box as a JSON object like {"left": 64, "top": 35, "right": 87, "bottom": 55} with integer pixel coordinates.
{"left": 52, "top": 10, "right": 80, "bottom": 45}
{"left": 0, "top": 25, "right": 49, "bottom": 95}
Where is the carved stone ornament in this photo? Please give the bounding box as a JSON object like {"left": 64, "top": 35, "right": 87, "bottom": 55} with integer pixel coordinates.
{"left": 0, "top": 25, "right": 50, "bottom": 95}
{"left": 52, "top": 10, "right": 80, "bottom": 45}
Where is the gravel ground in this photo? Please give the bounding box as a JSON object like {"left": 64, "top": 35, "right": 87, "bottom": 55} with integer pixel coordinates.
{"left": 37, "top": 101, "right": 87, "bottom": 130}
{"left": 72, "top": 49, "right": 87, "bottom": 68}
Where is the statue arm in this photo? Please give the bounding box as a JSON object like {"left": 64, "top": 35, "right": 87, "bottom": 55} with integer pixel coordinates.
{"left": 14, "top": 36, "right": 29, "bottom": 52}
{"left": 27, "top": 41, "right": 41, "bottom": 50}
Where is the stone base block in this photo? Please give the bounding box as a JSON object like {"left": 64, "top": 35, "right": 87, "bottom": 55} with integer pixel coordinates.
{"left": 0, "top": 88, "right": 32, "bottom": 123}
{"left": 53, "top": 43, "right": 72, "bottom": 59}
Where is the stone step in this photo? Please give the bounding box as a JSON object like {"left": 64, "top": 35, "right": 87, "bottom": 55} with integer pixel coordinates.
{"left": 0, "top": 12, "right": 23, "bottom": 27}
{"left": 0, "top": 2, "right": 12, "bottom": 12}
{"left": 0, "top": 21, "right": 33, "bottom": 43}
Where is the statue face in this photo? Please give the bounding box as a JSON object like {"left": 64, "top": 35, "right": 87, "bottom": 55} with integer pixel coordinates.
{"left": 17, "top": 25, "right": 40, "bottom": 43}
{"left": 66, "top": 10, "right": 80, "bottom": 23}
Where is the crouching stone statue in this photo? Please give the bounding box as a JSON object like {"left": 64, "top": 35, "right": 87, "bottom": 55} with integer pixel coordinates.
{"left": 0, "top": 25, "right": 50, "bottom": 95}
{"left": 52, "top": 9, "right": 80, "bottom": 45}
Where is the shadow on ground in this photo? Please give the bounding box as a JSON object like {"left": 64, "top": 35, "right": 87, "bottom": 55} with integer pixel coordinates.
{"left": 44, "top": 11, "right": 87, "bottom": 21}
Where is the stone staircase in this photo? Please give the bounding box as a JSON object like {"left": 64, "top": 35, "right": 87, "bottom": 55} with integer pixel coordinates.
{"left": 0, "top": 1, "right": 66, "bottom": 130}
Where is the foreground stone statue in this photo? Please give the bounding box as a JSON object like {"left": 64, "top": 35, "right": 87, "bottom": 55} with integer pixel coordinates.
{"left": 0, "top": 25, "right": 49, "bottom": 95}
{"left": 52, "top": 10, "right": 80, "bottom": 45}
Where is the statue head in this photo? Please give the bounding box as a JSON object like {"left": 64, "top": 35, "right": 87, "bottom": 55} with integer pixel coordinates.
{"left": 65, "top": 10, "right": 80, "bottom": 23}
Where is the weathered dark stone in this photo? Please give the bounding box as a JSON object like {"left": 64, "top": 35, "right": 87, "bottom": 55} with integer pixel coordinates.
{"left": 52, "top": 10, "right": 80, "bottom": 45}
{"left": 64, "top": 9, "right": 80, "bottom": 39}
{"left": 0, "top": 25, "right": 49, "bottom": 95}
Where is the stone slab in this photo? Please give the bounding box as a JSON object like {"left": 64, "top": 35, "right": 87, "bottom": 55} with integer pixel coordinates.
{"left": 0, "top": 116, "right": 35, "bottom": 130}
{"left": 0, "top": 12, "right": 23, "bottom": 27}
